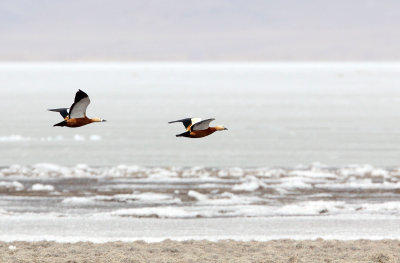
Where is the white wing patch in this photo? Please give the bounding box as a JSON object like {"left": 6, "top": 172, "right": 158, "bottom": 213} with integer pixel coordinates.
{"left": 186, "top": 118, "right": 202, "bottom": 131}
{"left": 191, "top": 118, "right": 202, "bottom": 125}
{"left": 192, "top": 118, "right": 215, "bottom": 131}
{"left": 69, "top": 97, "right": 90, "bottom": 118}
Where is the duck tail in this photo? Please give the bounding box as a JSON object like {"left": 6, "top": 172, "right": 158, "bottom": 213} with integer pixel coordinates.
{"left": 176, "top": 131, "right": 191, "bottom": 137}
{"left": 53, "top": 120, "right": 67, "bottom": 127}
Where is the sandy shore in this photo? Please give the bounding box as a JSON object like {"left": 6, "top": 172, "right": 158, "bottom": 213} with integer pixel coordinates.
{"left": 1, "top": 239, "right": 400, "bottom": 263}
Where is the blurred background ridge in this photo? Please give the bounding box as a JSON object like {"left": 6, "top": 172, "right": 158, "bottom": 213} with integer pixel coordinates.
{"left": 1, "top": 0, "right": 399, "bottom": 61}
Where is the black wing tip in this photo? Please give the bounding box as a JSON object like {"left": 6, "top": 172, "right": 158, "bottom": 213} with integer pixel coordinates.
{"left": 48, "top": 108, "right": 69, "bottom": 111}
{"left": 76, "top": 89, "right": 88, "bottom": 97}
{"left": 168, "top": 118, "right": 192, "bottom": 124}
{"left": 73, "top": 90, "right": 89, "bottom": 104}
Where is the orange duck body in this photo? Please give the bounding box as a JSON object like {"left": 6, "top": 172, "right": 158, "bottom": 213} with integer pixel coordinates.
{"left": 169, "top": 118, "right": 227, "bottom": 138}
{"left": 49, "top": 90, "right": 106, "bottom": 128}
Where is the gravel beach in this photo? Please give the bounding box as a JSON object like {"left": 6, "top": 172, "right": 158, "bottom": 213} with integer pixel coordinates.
{"left": 2, "top": 239, "right": 400, "bottom": 263}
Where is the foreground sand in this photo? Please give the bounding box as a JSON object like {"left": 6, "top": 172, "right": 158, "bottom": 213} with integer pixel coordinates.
{"left": 1, "top": 239, "right": 400, "bottom": 263}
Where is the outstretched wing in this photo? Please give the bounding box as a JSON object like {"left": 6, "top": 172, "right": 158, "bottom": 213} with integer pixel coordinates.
{"left": 48, "top": 108, "right": 69, "bottom": 119}
{"left": 168, "top": 117, "right": 201, "bottom": 131}
{"left": 191, "top": 118, "right": 215, "bottom": 131}
{"left": 69, "top": 90, "right": 90, "bottom": 118}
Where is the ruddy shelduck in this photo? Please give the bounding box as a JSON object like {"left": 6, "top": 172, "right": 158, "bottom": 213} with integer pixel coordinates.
{"left": 49, "top": 90, "right": 106, "bottom": 128}
{"left": 169, "top": 118, "right": 227, "bottom": 138}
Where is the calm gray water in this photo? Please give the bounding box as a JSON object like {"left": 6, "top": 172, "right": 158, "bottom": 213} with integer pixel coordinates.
{"left": 1, "top": 62, "right": 400, "bottom": 167}
{"left": 1, "top": 62, "right": 400, "bottom": 241}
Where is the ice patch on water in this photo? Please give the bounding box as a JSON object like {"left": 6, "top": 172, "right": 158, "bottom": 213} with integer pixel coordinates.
{"left": 256, "top": 168, "right": 286, "bottom": 178}
{"left": 218, "top": 167, "right": 244, "bottom": 177}
{"left": 107, "top": 201, "right": 400, "bottom": 218}
{"left": 62, "top": 197, "right": 95, "bottom": 205}
{"left": 97, "top": 192, "right": 180, "bottom": 204}
{"left": 371, "top": 168, "right": 390, "bottom": 177}
{"left": 111, "top": 207, "right": 216, "bottom": 218}
{"left": 0, "top": 135, "right": 102, "bottom": 142}
{"left": 188, "top": 190, "right": 208, "bottom": 201}
{"left": 277, "top": 201, "right": 346, "bottom": 215}
{"left": 0, "top": 181, "right": 24, "bottom": 191}
{"left": 89, "top": 135, "right": 102, "bottom": 141}
{"left": 339, "top": 164, "right": 375, "bottom": 177}
{"left": 31, "top": 184, "right": 55, "bottom": 191}
{"left": 0, "top": 209, "right": 8, "bottom": 215}
{"left": 108, "top": 203, "right": 328, "bottom": 218}
{"left": 39, "top": 135, "right": 64, "bottom": 141}
{"left": 110, "top": 207, "right": 174, "bottom": 218}
{"left": 148, "top": 168, "right": 179, "bottom": 179}
{"left": 358, "top": 202, "right": 400, "bottom": 213}
{"left": 288, "top": 170, "right": 336, "bottom": 178}
{"left": 275, "top": 177, "right": 313, "bottom": 189}
{"left": 200, "top": 192, "right": 262, "bottom": 206}
{"left": 232, "top": 176, "right": 264, "bottom": 191}
{"left": 0, "top": 135, "right": 31, "bottom": 142}
{"left": 181, "top": 166, "right": 207, "bottom": 177}
{"left": 0, "top": 163, "right": 98, "bottom": 178}
{"left": 32, "top": 163, "right": 71, "bottom": 177}
{"left": 1, "top": 163, "right": 400, "bottom": 218}
{"left": 73, "top": 134, "right": 85, "bottom": 141}
{"left": 105, "top": 165, "right": 142, "bottom": 177}
{"left": 316, "top": 179, "right": 400, "bottom": 190}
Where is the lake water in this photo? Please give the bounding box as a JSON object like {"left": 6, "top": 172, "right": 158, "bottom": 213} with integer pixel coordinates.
{"left": 1, "top": 62, "right": 400, "bottom": 241}
{"left": 1, "top": 62, "right": 400, "bottom": 167}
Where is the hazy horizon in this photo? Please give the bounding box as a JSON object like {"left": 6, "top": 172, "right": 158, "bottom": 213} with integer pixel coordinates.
{"left": 1, "top": 0, "right": 400, "bottom": 61}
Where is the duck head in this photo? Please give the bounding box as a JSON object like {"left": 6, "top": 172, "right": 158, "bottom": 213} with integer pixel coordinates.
{"left": 214, "top": 125, "right": 228, "bottom": 131}
{"left": 91, "top": 117, "right": 107, "bottom": 122}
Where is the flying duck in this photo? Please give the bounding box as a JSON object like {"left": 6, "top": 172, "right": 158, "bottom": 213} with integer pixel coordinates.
{"left": 48, "top": 90, "right": 106, "bottom": 128}
{"left": 169, "top": 118, "right": 227, "bottom": 138}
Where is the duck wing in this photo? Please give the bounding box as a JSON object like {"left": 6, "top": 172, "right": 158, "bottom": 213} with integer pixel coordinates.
{"left": 168, "top": 117, "right": 201, "bottom": 131}
{"left": 48, "top": 108, "right": 69, "bottom": 119}
{"left": 69, "top": 90, "right": 90, "bottom": 118}
{"left": 191, "top": 118, "right": 215, "bottom": 131}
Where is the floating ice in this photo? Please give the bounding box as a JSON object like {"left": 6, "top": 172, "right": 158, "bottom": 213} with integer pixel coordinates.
{"left": 232, "top": 176, "right": 263, "bottom": 191}
{"left": 0, "top": 181, "right": 24, "bottom": 191}
{"left": 1, "top": 163, "right": 400, "bottom": 218}
{"left": 111, "top": 206, "right": 215, "bottom": 218}
{"left": 275, "top": 177, "right": 313, "bottom": 190}
{"left": 89, "top": 135, "right": 102, "bottom": 141}
{"left": 277, "top": 201, "right": 346, "bottom": 216}
{"left": 106, "top": 192, "right": 179, "bottom": 204}
{"left": 62, "top": 197, "right": 95, "bottom": 205}
{"left": 188, "top": 190, "right": 208, "bottom": 201}
{"left": 73, "top": 134, "right": 85, "bottom": 141}
{"left": 31, "top": 184, "right": 55, "bottom": 191}
{"left": 0, "top": 135, "right": 31, "bottom": 142}
{"left": 40, "top": 135, "right": 64, "bottom": 141}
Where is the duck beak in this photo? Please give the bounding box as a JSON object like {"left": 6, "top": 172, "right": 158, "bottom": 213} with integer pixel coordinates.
{"left": 224, "top": 127, "right": 228, "bottom": 130}
{"left": 102, "top": 119, "right": 107, "bottom": 122}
